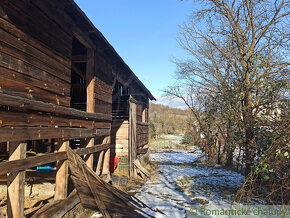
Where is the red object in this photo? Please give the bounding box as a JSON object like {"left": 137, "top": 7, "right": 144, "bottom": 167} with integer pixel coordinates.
{"left": 109, "top": 156, "right": 119, "bottom": 173}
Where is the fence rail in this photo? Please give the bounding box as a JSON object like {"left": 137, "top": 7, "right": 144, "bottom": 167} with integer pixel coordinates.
{"left": 0, "top": 143, "right": 110, "bottom": 175}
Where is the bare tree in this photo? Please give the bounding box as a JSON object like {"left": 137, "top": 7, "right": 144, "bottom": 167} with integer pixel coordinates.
{"left": 166, "top": 0, "right": 290, "bottom": 174}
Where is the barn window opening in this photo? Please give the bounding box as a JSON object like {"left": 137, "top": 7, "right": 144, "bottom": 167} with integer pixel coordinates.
{"left": 70, "top": 37, "right": 87, "bottom": 111}
{"left": 112, "top": 81, "right": 130, "bottom": 120}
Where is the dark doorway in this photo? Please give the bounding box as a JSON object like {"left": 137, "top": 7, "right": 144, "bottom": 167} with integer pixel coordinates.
{"left": 70, "top": 37, "right": 87, "bottom": 111}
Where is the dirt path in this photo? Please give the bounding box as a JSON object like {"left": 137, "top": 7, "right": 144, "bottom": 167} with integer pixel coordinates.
{"left": 134, "top": 138, "right": 245, "bottom": 217}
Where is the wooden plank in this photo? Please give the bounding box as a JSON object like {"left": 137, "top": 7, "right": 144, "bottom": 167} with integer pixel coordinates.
{"left": 0, "top": 152, "right": 67, "bottom": 176}
{"left": 0, "top": 0, "right": 71, "bottom": 57}
{"left": 0, "top": 65, "right": 69, "bottom": 97}
{"left": 95, "top": 89, "right": 113, "bottom": 102}
{"left": 75, "top": 144, "right": 110, "bottom": 156}
{"left": 95, "top": 129, "right": 110, "bottom": 136}
{"left": 134, "top": 159, "right": 150, "bottom": 178}
{"left": 70, "top": 176, "right": 136, "bottom": 209}
{"left": 0, "top": 50, "right": 70, "bottom": 94}
{"left": 32, "top": 190, "right": 80, "bottom": 218}
{"left": 95, "top": 77, "right": 113, "bottom": 95}
{"left": 80, "top": 162, "right": 111, "bottom": 218}
{"left": 95, "top": 92, "right": 112, "bottom": 104}
{"left": 72, "top": 54, "right": 87, "bottom": 63}
{"left": 0, "top": 111, "right": 111, "bottom": 129}
{"left": 0, "top": 171, "right": 57, "bottom": 182}
{"left": 0, "top": 37, "right": 70, "bottom": 83}
{"left": 0, "top": 93, "right": 112, "bottom": 121}
{"left": 87, "top": 48, "right": 95, "bottom": 113}
{"left": 67, "top": 147, "right": 110, "bottom": 217}
{"left": 0, "top": 28, "right": 70, "bottom": 75}
{"left": 55, "top": 140, "right": 69, "bottom": 200}
{"left": 95, "top": 100, "right": 112, "bottom": 114}
{"left": 0, "top": 77, "right": 70, "bottom": 106}
{"left": 0, "top": 17, "right": 70, "bottom": 69}
{"left": 7, "top": 141, "right": 26, "bottom": 218}
{"left": 0, "top": 127, "right": 105, "bottom": 143}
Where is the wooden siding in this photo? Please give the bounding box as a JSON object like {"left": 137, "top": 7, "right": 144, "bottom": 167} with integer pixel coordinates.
{"left": 0, "top": 2, "right": 71, "bottom": 107}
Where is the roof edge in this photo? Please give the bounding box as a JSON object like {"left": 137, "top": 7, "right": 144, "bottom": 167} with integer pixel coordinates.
{"left": 71, "top": 0, "right": 156, "bottom": 101}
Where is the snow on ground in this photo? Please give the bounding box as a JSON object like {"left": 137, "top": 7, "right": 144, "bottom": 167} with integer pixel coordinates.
{"left": 135, "top": 148, "right": 245, "bottom": 217}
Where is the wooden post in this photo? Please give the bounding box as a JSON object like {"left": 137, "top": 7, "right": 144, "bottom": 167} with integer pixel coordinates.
{"left": 101, "top": 136, "right": 111, "bottom": 176}
{"left": 7, "top": 141, "right": 27, "bottom": 218}
{"left": 54, "top": 140, "right": 69, "bottom": 200}
{"left": 129, "top": 100, "right": 137, "bottom": 177}
{"left": 85, "top": 138, "right": 94, "bottom": 169}
{"left": 96, "top": 150, "right": 104, "bottom": 176}
{"left": 86, "top": 48, "right": 95, "bottom": 169}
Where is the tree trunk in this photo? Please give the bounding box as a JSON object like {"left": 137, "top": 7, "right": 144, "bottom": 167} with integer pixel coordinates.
{"left": 243, "top": 89, "right": 255, "bottom": 175}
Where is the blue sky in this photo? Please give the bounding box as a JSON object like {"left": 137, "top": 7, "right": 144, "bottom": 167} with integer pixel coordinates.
{"left": 74, "top": 0, "right": 195, "bottom": 105}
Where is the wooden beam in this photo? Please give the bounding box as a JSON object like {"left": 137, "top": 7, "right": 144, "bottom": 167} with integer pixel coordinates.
{"left": 84, "top": 138, "right": 94, "bottom": 169}
{"left": 72, "top": 54, "right": 87, "bottom": 63}
{"left": 0, "top": 127, "right": 110, "bottom": 143}
{"left": 32, "top": 190, "right": 80, "bottom": 218}
{"left": 0, "top": 93, "right": 112, "bottom": 121}
{"left": 0, "top": 78, "right": 70, "bottom": 107}
{"left": 86, "top": 48, "right": 95, "bottom": 113}
{"left": 7, "top": 141, "right": 27, "bottom": 218}
{"left": 76, "top": 143, "right": 110, "bottom": 156}
{"left": 85, "top": 48, "right": 95, "bottom": 169}
{"left": 55, "top": 141, "right": 69, "bottom": 200}
{"left": 101, "top": 136, "right": 111, "bottom": 176}
{"left": 0, "top": 144, "right": 110, "bottom": 176}
{"left": 0, "top": 152, "right": 66, "bottom": 176}
{"left": 129, "top": 101, "right": 137, "bottom": 177}
{"left": 96, "top": 150, "right": 104, "bottom": 176}
{"left": 95, "top": 128, "right": 111, "bottom": 136}
{"left": 71, "top": 64, "right": 86, "bottom": 79}
{"left": 0, "top": 111, "right": 111, "bottom": 129}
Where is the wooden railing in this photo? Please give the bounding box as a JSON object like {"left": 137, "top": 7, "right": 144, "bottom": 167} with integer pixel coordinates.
{"left": 0, "top": 143, "right": 110, "bottom": 175}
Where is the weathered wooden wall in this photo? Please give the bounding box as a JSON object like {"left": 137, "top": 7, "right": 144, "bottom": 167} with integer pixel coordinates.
{"left": 0, "top": 2, "right": 71, "bottom": 106}
{"left": 95, "top": 77, "right": 113, "bottom": 114}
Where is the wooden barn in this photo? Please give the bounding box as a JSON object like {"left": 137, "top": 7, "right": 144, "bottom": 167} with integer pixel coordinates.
{"left": 0, "top": 0, "right": 155, "bottom": 217}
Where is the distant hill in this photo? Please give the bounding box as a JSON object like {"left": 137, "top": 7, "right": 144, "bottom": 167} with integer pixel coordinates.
{"left": 149, "top": 103, "right": 189, "bottom": 138}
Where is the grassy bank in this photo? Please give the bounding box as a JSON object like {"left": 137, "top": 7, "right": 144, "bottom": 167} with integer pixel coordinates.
{"left": 149, "top": 134, "right": 192, "bottom": 150}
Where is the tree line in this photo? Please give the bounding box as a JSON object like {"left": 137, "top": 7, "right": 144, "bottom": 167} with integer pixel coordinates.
{"left": 149, "top": 103, "right": 188, "bottom": 139}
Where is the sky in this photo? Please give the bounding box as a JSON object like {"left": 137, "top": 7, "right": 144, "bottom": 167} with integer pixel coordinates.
{"left": 74, "top": 0, "right": 196, "bottom": 107}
